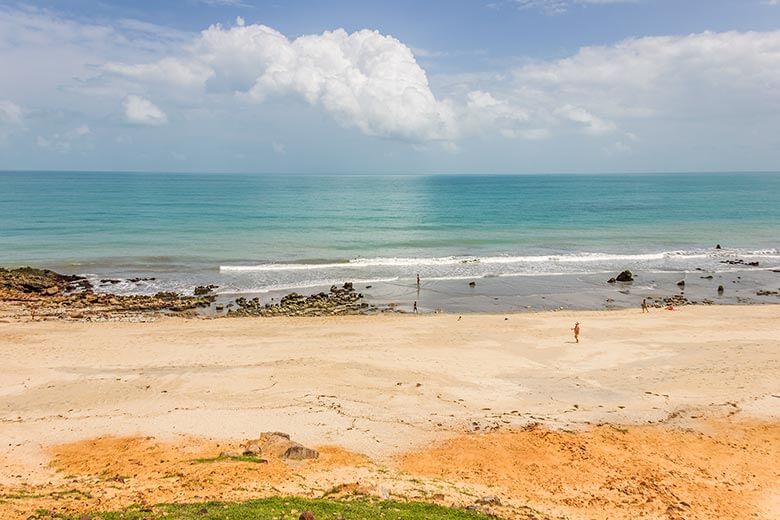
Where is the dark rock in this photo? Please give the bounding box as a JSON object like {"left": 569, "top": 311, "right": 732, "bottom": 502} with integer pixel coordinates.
{"left": 299, "top": 512, "right": 316, "bottom": 520}
{"left": 0, "top": 267, "right": 91, "bottom": 295}
{"left": 715, "top": 244, "right": 721, "bottom": 249}
{"left": 615, "top": 270, "right": 634, "bottom": 282}
{"left": 468, "top": 281, "right": 476, "bottom": 287}
{"left": 194, "top": 284, "right": 218, "bottom": 296}
{"left": 100, "top": 279, "right": 121, "bottom": 284}
{"left": 717, "top": 285, "right": 724, "bottom": 294}
{"left": 676, "top": 280, "right": 685, "bottom": 287}
{"left": 607, "top": 278, "right": 617, "bottom": 284}
{"left": 757, "top": 289, "right": 779, "bottom": 296}
{"left": 700, "top": 275, "right": 713, "bottom": 279}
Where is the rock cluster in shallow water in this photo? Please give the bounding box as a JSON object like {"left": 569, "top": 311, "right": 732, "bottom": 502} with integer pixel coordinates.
{"left": 229, "top": 282, "right": 376, "bottom": 317}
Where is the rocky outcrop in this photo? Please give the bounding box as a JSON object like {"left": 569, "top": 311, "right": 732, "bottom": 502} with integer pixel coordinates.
{"left": 1, "top": 267, "right": 215, "bottom": 319}
{"left": 0, "top": 267, "right": 91, "bottom": 295}
{"left": 229, "top": 282, "right": 375, "bottom": 317}
{"left": 231, "top": 432, "right": 319, "bottom": 461}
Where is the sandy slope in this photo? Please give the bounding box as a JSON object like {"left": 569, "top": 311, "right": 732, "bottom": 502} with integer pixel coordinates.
{"left": 0, "top": 305, "right": 778, "bottom": 518}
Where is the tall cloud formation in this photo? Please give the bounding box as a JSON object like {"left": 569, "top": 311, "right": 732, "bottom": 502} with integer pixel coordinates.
{"left": 107, "top": 20, "right": 456, "bottom": 142}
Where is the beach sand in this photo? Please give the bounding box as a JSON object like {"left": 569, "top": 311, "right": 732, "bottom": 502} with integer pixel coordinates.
{"left": 0, "top": 305, "right": 778, "bottom": 518}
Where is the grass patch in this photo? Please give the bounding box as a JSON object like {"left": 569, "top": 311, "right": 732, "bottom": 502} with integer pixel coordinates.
{"left": 48, "top": 496, "right": 493, "bottom": 519}
{"left": 2, "top": 488, "right": 91, "bottom": 501}
{"left": 192, "top": 454, "right": 268, "bottom": 464}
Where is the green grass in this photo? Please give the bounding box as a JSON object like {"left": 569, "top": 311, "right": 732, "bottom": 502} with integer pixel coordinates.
{"left": 46, "top": 496, "right": 493, "bottom": 519}
{"left": 192, "top": 454, "right": 268, "bottom": 464}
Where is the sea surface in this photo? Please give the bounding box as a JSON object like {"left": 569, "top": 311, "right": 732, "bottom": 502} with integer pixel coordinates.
{"left": 1, "top": 171, "right": 778, "bottom": 310}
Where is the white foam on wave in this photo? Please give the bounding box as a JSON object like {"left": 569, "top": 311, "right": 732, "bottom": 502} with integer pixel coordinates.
{"left": 216, "top": 277, "right": 401, "bottom": 295}
{"left": 219, "top": 249, "right": 760, "bottom": 272}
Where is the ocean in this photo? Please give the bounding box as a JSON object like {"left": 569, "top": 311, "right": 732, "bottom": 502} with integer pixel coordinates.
{"left": 1, "top": 171, "right": 778, "bottom": 311}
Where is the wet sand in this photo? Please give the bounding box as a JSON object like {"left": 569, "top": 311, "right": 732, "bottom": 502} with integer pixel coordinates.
{"left": 0, "top": 305, "right": 778, "bottom": 518}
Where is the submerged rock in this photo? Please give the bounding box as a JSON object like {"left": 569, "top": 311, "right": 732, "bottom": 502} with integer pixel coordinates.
{"left": 609, "top": 270, "right": 634, "bottom": 283}
{"left": 193, "top": 284, "right": 218, "bottom": 296}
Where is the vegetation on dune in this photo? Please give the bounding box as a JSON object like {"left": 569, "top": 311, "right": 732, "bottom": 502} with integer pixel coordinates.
{"left": 45, "top": 496, "right": 493, "bottom": 519}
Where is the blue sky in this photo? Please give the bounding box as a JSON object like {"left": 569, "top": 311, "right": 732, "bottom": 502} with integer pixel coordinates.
{"left": 1, "top": 0, "right": 780, "bottom": 173}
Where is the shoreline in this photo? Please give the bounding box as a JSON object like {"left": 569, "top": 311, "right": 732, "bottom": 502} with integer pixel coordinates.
{"left": 2, "top": 265, "right": 778, "bottom": 321}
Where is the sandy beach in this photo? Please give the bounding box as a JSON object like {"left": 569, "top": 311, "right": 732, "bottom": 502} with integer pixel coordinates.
{"left": 1, "top": 305, "right": 779, "bottom": 519}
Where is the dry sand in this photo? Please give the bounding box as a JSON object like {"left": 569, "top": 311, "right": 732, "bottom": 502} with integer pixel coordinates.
{"left": 0, "top": 305, "right": 778, "bottom": 518}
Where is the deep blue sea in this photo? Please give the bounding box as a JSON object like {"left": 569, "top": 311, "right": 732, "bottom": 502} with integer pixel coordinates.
{"left": 1, "top": 171, "right": 778, "bottom": 296}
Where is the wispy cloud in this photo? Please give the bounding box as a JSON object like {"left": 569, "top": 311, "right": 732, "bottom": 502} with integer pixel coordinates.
{"left": 197, "top": 0, "right": 252, "bottom": 7}
{"left": 513, "top": 0, "right": 636, "bottom": 15}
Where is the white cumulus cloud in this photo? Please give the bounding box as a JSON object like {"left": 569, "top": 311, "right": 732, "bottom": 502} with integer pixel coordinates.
{"left": 124, "top": 95, "right": 168, "bottom": 125}
{"left": 106, "top": 21, "right": 456, "bottom": 142}
{"left": 463, "top": 30, "right": 780, "bottom": 141}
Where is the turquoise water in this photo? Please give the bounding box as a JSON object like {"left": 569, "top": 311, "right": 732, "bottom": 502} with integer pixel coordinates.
{"left": 1, "top": 171, "right": 778, "bottom": 294}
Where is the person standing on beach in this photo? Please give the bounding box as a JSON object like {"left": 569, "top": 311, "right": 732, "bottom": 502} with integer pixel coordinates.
{"left": 413, "top": 301, "right": 418, "bottom": 314}
{"left": 642, "top": 298, "right": 649, "bottom": 313}
{"left": 572, "top": 322, "right": 580, "bottom": 343}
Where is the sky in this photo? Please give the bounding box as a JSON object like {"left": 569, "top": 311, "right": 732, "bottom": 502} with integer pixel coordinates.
{"left": 1, "top": 0, "right": 780, "bottom": 173}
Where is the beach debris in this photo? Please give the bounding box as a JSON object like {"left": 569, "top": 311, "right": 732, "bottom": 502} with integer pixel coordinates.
{"left": 240, "top": 432, "right": 319, "bottom": 460}
{"left": 720, "top": 258, "right": 759, "bottom": 266}
{"left": 608, "top": 270, "right": 634, "bottom": 283}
